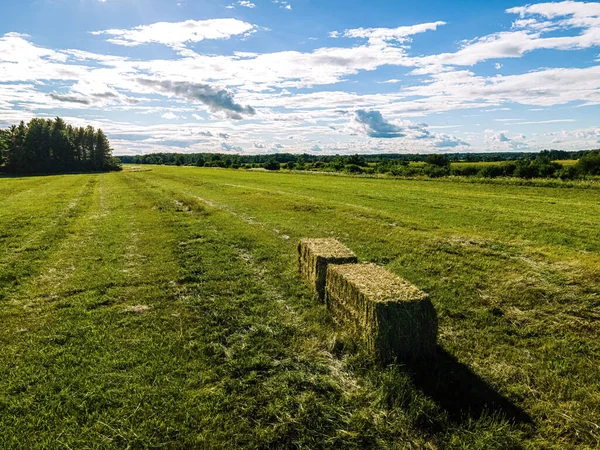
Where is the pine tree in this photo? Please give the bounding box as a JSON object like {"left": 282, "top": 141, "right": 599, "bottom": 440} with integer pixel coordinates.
{"left": 25, "top": 118, "right": 51, "bottom": 173}
{"left": 0, "top": 117, "right": 119, "bottom": 174}
{"left": 0, "top": 129, "right": 8, "bottom": 168}
{"left": 84, "top": 125, "right": 96, "bottom": 170}
{"left": 73, "top": 127, "right": 85, "bottom": 163}
{"left": 11, "top": 122, "right": 28, "bottom": 172}
{"left": 94, "top": 129, "right": 111, "bottom": 170}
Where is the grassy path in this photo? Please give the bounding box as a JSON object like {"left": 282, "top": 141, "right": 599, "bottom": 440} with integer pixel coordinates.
{"left": 0, "top": 168, "right": 598, "bottom": 448}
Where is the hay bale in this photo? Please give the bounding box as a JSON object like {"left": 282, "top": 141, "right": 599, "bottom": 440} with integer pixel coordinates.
{"left": 298, "top": 238, "right": 358, "bottom": 301}
{"left": 326, "top": 263, "right": 437, "bottom": 362}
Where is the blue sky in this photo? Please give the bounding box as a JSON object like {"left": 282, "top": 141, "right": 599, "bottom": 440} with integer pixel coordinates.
{"left": 1, "top": 0, "right": 600, "bottom": 155}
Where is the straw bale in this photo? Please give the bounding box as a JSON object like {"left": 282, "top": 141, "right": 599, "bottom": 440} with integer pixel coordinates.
{"left": 326, "top": 263, "right": 437, "bottom": 362}
{"left": 298, "top": 238, "right": 357, "bottom": 301}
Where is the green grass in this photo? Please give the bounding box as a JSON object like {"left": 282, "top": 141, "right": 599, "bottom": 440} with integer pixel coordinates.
{"left": 1, "top": 165, "right": 599, "bottom": 449}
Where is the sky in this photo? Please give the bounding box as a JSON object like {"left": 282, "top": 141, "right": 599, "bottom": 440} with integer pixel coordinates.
{"left": 1, "top": 0, "right": 600, "bottom": 155}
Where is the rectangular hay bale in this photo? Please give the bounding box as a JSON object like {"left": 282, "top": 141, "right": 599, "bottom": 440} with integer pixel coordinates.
{"left": 326, "top": 263, "right": 437, "bottom": 362}
{"left": 298, "top": 238, "right": 358, "bottom": 301}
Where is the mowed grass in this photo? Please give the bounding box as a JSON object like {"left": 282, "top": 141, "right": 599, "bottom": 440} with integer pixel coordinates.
{"left": 1, "top": 166, "right": 599, "bottom": 449}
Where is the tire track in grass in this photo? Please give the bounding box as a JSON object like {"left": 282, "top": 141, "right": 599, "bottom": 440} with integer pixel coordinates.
{"left": 10, "top": 175, "right": 128, "bottom": 306}
{"left": 0, "top": 175, "right": 59, "bottom": 205}
{"left": 0, "top": 176, "right": 98, "bottom": 301}
{"left": 122, "top": 172, "right": 449, "bottom": 449}
{"left": 154, "top": 168, "right": 600, "bottom": 253}
{"left": 0, "top": 172, "right": 185, "bottom": 449}
{"left": 0, "top": 175, "right": 111, "bottom": 368}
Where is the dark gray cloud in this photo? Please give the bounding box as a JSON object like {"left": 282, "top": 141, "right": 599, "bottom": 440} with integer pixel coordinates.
{"left": 354, "top": 109, "right": 405, "bottom": 138}
{"left": 353, "top": 109, "right": 468, "bottom": 149}
{"left": 221, "top": 142, "right": 243, "bottom": 152}
{"left": 93, "top": 92, "right": 140, "bottom": 105}
{"left": 49, "top": 93, "right": 90, "bottom": 105}
{"left": 92, "top": 92, "right": 118, "bottom": 98}
{"left": 218, "top": 133, "right": 230, "bottom": 139}
{"left": 434, "top": 135, "right": 469, "bottom": 148}
{"left": 137, "top": 79, "right": 256, "bottom": 120}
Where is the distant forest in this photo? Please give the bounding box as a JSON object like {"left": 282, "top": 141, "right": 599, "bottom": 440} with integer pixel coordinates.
{"left": 0, "top": 118, "right": 121, "bottom": 174}
{"left": 119, "top": 149, "right": 589, "bottom": 167}
{"left": 118, "top": 149, "right": 600, "bottom": 180}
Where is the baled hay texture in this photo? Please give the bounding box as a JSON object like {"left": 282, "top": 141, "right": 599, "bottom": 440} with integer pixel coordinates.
{"left": 326, "top": 263, "right": 437, "bottom": 363}
{"left": 298, "top": 238, "right": 358, "bottom": 302}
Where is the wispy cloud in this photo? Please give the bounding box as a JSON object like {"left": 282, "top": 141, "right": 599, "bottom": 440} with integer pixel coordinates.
{"left": 91, "top": 19, "right": 258, "bottom": 49}
{"left": 336, "top": 21, "right": 446, "bottom": 44}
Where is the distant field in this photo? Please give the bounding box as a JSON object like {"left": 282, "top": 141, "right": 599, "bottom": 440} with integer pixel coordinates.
{"left": 554, "top": 159, "right": 578, "bottom": 166}
{"left": 1, "top": 166, "right": 599, "bottom": 449}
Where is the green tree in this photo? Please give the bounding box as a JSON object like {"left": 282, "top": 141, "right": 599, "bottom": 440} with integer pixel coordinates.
{"left": 94, "top": 128, "right": 111, "bottom": 170}
{"left": 50, "top": 117, "right": 74, "bottom": 171}
{"left": 576, "top": 150, "right": 600, "bottom": 175}
{"left": 425, "top": 154, "right": 450, "bottom": 167}
{"left": 263, "top": 159, "right": 280, "bottom": 170}
{"left": 9, "top": 122, "right": 28, "bottom": 172}
{"left": 25, "top": 118, "right": 51, "bottom": 172}
{"left": 1, "top": 117, "right": 119, "bottom": 174}
{"left": 0, "top": 129, "right": 8, "bottom": 168}
{"left": 84, "top": 125, "right": 96, "bottom": 169}
{"left": 347, "top": 154, "right": 367, "bottom": 167}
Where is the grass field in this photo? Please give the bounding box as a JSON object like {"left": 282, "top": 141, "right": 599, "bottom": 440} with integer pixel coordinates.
{"left": 1, "top": 165, "right": 599, "bottom": 449}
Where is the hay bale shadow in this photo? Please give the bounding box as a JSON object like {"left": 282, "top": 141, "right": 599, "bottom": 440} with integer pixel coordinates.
{"left": 405, "top": 346, "right": 533, "bottom": 425}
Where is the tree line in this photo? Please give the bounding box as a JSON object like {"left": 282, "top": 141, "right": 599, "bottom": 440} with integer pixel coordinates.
{"left": 0, "top": 117, "right": 121, "bottom": 174}
{"left": 118, "top": 149, "right": 600, "bottom": 180}
{"left": 118, "top": 149, "right": 589, "bottom": 168}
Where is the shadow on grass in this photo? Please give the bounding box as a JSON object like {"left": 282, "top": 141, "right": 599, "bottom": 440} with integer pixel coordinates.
{"left": 407, "top": 346, "right": 533, "bottom": 425}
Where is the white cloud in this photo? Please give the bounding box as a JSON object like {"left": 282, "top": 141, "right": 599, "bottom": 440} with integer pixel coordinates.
{"left": 91, "top": 19, "right": 258, "bottom": 49}
{"left": 413, "top": 2, "right": 600, "bottom": 73}
{"left": 337, "top": 21, "right": 446, "bottom": 45}
{"left": 507, "top": 1, "right": 600, "bottom": 21}
{"left": 238, "top": 0, "right": 255, "bottom": 8}
{"left": 401, "top": 65, "right": 600, "bottom": 110}
{"left": 510, "top": 119, "right": 576, "bottom": 125}
{"left": 2, "top": 3, "right": 600, "bottom": 155}
{"left": 161, "top": 112, "right": 184, "bottom": 119}
{"left": 486, "top": 130, "right": 511, "bottom": 143}
{"left": 273, "top": 0, "right": 292, "bottom": 9}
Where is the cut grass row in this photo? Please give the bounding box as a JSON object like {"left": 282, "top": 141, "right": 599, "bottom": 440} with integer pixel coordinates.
{"left": 1, "top": 166, "right": 598, "bottom": 449}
